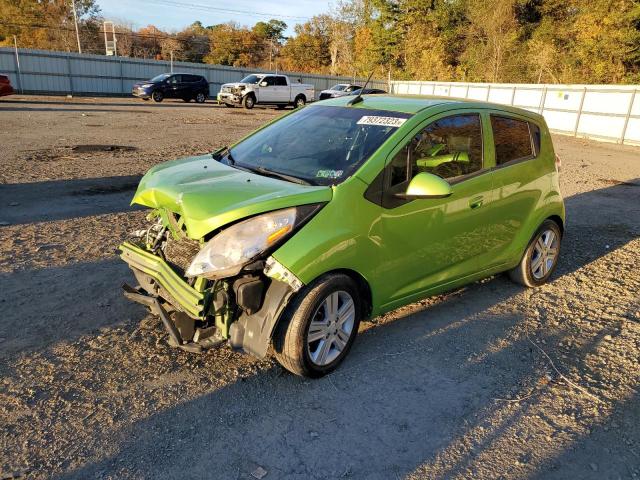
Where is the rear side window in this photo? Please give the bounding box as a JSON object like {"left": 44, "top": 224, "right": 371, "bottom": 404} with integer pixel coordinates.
{"left": 275, "top": 76, "right": 287, "bottom": 86}
{"left": 490, "top": 116, "right": 535, "bottom": 165}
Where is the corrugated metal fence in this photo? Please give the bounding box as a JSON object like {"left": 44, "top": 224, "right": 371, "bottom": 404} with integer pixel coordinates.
{"left": 391, "top": 80, "right": 640, "bottom": 146}
{"left": 0, "top": 47, "right": 388, "bottom": 100}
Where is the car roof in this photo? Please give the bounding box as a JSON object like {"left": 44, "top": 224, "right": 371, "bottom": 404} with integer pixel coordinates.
{"left": 316, "top": 94, "right": 545, "bottom": 120}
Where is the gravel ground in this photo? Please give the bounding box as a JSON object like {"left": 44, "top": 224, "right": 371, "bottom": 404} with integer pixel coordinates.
{"left": 0, "top": 95, "right": 638, "bottom": 480}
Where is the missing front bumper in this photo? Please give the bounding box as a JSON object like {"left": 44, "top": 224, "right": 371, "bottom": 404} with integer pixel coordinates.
{"left": 122, "top": 283, "right": 224, "bottom": 352}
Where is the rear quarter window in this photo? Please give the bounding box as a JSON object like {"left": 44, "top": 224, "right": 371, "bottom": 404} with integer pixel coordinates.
{"left": 490, "top": 115, "right": 538, "bottom": 165}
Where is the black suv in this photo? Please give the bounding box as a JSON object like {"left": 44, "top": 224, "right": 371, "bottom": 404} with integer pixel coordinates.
{"left": 132, "top": 73, "right": 209, "bottom": 103}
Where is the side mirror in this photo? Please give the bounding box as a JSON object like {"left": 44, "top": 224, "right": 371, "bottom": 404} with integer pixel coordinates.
{"left": 259, "top": 81, "right": 268, "bottom": 87}
{"left": 396, "top": 172, "right": 452, "bottom": 199}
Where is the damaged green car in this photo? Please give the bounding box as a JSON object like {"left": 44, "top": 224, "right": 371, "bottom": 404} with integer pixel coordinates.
{"left": 120, "top": 94, "right": 564, "bottom": 377}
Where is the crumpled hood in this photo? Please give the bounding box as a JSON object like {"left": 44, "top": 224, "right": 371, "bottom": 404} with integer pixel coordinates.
{"left": 131, "top": 154, "right": 332, "bottom": 239}
{"left": 221, "top": 82, "right": 250, "bottom": 89}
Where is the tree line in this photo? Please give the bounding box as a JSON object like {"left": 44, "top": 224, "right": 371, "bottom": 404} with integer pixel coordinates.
{"left": 1, "top": 0, "right": 639, "bottom": 84}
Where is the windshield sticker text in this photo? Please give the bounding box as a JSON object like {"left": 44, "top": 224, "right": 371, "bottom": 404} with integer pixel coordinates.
{"left": 316, "top": 169, "right": 344, "bottom": 179}
{"left": 357, "top": 116, "right": 407, "bottom": 127}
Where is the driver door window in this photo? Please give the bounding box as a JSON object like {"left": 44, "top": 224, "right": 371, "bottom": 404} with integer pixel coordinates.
{"left": 260, "top": 76, "right": 277, "bottom": 101}
{"left": 387, "top": 114, "right": 484, "bottom": 196}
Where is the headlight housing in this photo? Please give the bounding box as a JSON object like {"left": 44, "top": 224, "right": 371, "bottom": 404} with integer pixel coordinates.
{"left": 185, "top": 205, "right": 322, "bottom": 280}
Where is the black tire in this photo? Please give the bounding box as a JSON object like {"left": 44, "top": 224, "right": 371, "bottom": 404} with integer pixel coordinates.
{"left": 508, "top": 219, "right": 562, "bottom": 287}
{"left": 242, "top": 94, "right": 255, "bottom": 109}
{"left": 273, "top": 273, "right": 362, "bottom": 378}
{"left": 195, "top": 92, "right": 206, "bottom": 103}
{"left": 152, "top": 90, "right": 163, "bottom": 102}
{"left": 294, "top": 95, "right": 306, "bottom": 108}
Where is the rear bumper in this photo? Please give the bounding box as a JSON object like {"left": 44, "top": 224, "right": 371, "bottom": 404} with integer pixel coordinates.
{"left": 119, "top": 241, "right": 204, "bottom": 318}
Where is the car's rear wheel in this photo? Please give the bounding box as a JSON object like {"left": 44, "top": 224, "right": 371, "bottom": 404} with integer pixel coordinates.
{"left": 294, "top": 95, "right": 306, "bottom": 108}
{"left": 195, "top": 92, "right": 206, "bottom": 103}
{"left": 509, "top": 219, "right": 562, "bottom": 287}
{"left": 242, "top": 94, "right": 255, "bottom": 109}
{"left": 273, "top": 273, "right": 361, "bottom": 378}
{"left": 152, "top": 91, "right": 163, "bottom": 102}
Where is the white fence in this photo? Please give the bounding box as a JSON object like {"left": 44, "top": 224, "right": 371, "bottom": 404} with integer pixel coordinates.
{"left": 0, "top": 47, "right": 387, "bottom": 100}
{"left": 391, "top": 81, "right": 640, "bottom": 146}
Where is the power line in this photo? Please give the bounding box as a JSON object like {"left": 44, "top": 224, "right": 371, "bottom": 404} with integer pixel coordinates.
{"left": 0, "top": 21, "right": 287, "bottom": 47}
{"left": 134, "top": 0, "right": 311, "bottom": 20}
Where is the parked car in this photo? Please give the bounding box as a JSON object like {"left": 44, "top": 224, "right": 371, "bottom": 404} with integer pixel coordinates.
{"left": 119, "top": 95, "right": 564, "bottom": 377}
{"left": 0, "top": 75, "right": 14, "bottom": 97}
{"left": 318, "top": 83, "right": 362, "bottom": 100}
{"left": 349, "top": 87, "right": 387, "bottom": 95}
{"left": 218, "top": 74, "right": 315, "bottom": 109}
{"left": 132, "top": 73, "right": 209, "bottom": 103}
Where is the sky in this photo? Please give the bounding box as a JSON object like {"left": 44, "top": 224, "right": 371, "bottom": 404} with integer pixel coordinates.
{"left": 98, "top": 0, "right": 333, "bottom": 36}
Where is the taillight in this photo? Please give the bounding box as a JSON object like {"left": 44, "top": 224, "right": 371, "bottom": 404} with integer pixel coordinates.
{"left": 554, "top": 154, "right": 561, "bottom": 173}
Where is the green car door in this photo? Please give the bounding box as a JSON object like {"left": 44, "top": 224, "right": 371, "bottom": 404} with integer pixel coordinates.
{"left": 373, "top": 110, "right": 506, "bottom": 311}
{"left": 483, "top": 111, "right": 562, "bottom": 267}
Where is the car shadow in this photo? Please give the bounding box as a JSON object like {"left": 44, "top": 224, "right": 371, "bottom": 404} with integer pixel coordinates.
{"left": 0, "top": 175, "right": 142, "bottom": 225}
{"left": 0, "top": 259, "right": 148, "bottom": 362}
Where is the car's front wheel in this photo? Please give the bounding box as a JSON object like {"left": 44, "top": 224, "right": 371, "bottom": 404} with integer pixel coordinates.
{"left": 273, "top": 273, "right": 361, "bottom": 377}
{"left": 509, "top": 219, "right": 562, "bottom": 287}
{"left": 242, "top": 94, "right": 255, "bottom": 109}
{"left": 195, "top": 92, "right": 206, "bottom": 103}
{"left": 152, "top": 90, "right": 163, "bottom": 102}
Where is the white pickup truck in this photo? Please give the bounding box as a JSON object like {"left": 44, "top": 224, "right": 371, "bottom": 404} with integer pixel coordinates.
{"left": 217, "top": 74, "right": 315, "bottom": 110}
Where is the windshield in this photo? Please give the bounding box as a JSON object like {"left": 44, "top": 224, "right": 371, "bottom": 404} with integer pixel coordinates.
{"left": 150, "top": 74, "right": 170, "bottom": 83}
{"left": 331, "top": 84, "right": 347, "bottom": 91}
{"left": 240, "top": 74, "right": 263, "bottom": 84}
{"left": 227, "top": 106, "right": 412, "bottom": 186}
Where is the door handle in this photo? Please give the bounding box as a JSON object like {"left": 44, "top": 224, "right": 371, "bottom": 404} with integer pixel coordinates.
{"left": 469, "top": 196, "right": 484, "bottom": 209}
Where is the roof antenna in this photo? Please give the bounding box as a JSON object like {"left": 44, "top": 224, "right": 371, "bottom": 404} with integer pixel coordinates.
{"left": 347, "top": 70, "right": 374, "bottom": 106}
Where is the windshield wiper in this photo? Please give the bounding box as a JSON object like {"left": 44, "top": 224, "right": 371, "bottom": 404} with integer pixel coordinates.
{"left": 212, "top": 146, "right": 237, "bottom": 166}
{"left": 252, "top": 166, "right": 313, "bottom": 185}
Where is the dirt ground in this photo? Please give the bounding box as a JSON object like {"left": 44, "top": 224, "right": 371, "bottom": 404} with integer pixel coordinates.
{"left": 0, "top": 95, "right": 638, "bottom": 480}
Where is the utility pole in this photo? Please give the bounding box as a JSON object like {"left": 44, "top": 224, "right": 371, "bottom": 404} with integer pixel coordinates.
{"left": 170, "top": 51, "right": 174, "bottom": 73}
{"left": 13, "top": 36, "right": 23, "bottom": 94}
{"left": 269, "top": 38, "right": 273, "bottom": 71}
{"left": 71, "top": 0, "right": 82, "bottom": 53}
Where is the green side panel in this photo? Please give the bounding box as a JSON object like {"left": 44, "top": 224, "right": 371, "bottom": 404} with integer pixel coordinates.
{"left": 119, "top": 242, "right": 204, "bottom": 317}
{"left": 274, "top": 107, "right": 564, "bottom": 318}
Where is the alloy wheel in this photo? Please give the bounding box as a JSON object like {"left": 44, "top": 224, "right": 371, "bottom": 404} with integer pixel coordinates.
{"left": 531, "top": 229, "right": 559, "bottom": 279}
{"left": 306, "top": 291, "right": 355, "bottom": 366}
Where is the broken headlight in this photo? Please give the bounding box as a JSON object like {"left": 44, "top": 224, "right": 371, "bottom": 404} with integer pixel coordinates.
{"left": 185, "top": 205, "right": 322, "bottom": 280}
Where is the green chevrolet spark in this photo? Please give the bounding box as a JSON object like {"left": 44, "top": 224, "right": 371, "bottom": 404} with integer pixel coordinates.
{"left": 120, "top": 94, "right": 564, "bottom": 377}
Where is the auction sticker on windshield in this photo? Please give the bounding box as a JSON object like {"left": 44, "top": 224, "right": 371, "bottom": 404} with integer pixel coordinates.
{"left": 357, "top": 116, "right": 407, "bottom": 127}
